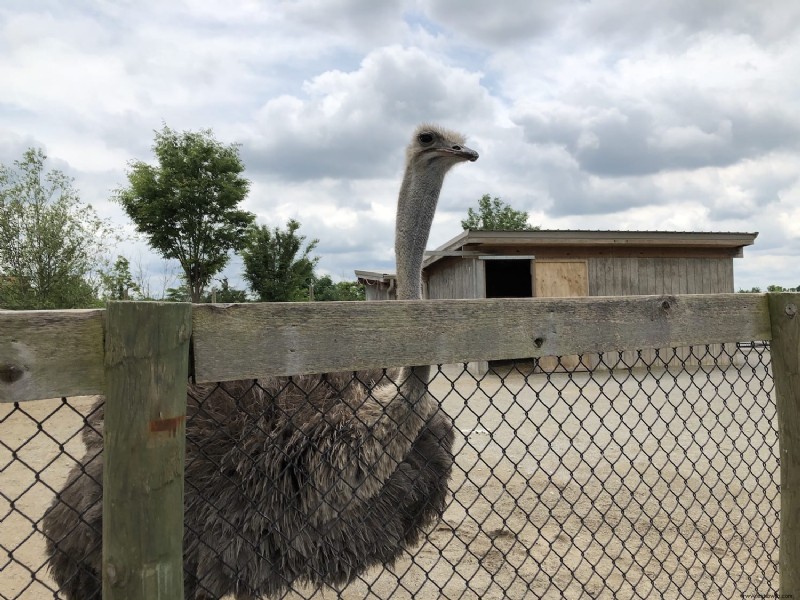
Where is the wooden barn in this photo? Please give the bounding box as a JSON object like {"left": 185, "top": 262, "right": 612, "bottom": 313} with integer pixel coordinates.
{"left": 356, "top": 230, "right": 758, "bottom": 371}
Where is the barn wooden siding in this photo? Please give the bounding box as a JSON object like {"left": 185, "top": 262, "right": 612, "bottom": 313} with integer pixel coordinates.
{"left": 426, "top": 256, "right": 736, "bottom": 299}
{"left": 425, "top": 254, "right": 738, "bottom": 371}
{"left": 587, "top": 257, "right": 737, "bottom": 369}
{"left": 425, "top": 257, "right": 485, "bottom": 300}
{"left": 588, "top": 257, "right": 735, "bottom": 296}
{"left": 363, "top": 284, "right": 395, "bottom": 301}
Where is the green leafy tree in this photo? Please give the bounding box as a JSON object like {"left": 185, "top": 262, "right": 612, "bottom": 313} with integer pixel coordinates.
{"left": 766, "top": 284, "right": 798, "bottom": 292}
{"left": 115, "top": 125, "right": 255, "bottom": 302}
{"left": 99, "top": 255, "right": 140, "bottom": 300}
{"left": 739, "top": 285, "right": 800, "bottom": 293}
{"left": 312, "top": 275, "right": 365, "bottom": 301}
{"left": 242, "top": 219, "right": 319, "bottom": 302}
{"left": 0, "top": 148, "right": 112, "bottom": 309}
{"left": 204, "top": 277, "right": 249, "bottom": 303}
{"left": 461, "top": 194, "right": 539, "bottom": 231}
{"left": 164, "top": 285, "right": 191, "bottom": 302}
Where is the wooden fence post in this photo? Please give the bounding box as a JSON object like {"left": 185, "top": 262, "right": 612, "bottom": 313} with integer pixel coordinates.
{"left": 102, "top": 302, "right": 191, "bottom": 600}
{"left": 768, "top": 292, "right": 800, "bottom": 596}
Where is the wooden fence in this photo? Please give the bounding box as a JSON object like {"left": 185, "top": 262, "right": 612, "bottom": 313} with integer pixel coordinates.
{"left": 0, "top": 292, "right": 798, "bottom": 599}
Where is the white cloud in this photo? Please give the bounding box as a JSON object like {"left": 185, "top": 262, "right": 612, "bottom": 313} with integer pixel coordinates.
{"left": 0, "top": 0, "right": 798, "bottom": 293}
{"left": 239, "top": 45, "right": 495, "bottom": 181}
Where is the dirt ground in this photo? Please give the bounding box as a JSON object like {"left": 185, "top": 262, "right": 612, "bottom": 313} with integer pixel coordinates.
{"left": 0, "top": 352, "right": 780, "bottom": 599}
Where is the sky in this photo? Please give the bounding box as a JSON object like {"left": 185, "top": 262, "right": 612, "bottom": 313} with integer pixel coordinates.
{"left": 1, "top": 0, "right": 799, "bottom": 294}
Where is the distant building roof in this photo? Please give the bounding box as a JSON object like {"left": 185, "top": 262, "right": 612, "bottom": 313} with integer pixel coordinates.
{"left": 354, "top": 270, "right": 395, "bottom": 282}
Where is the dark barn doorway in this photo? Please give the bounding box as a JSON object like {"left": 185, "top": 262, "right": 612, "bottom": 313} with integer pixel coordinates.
{"left": 485, "top": 259, "right": 532, "bottom": 298}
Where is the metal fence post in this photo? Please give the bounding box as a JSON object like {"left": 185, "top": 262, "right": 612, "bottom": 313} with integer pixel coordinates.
{"left": 768, "top": 292, "right": 800, "bottom": 595}
{"left": 102, "top": 301, "right": 191, "bottom": 600}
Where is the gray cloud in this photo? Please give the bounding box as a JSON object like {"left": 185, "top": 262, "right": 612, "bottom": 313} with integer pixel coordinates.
{"left": 419, "top": 0, "right": 572, "bottom": 45}
{"left": 240, "top": 45, "right": 494, "bottom": 181}
{"left": 515, "top": 99, "right": 800, "bottom": 177}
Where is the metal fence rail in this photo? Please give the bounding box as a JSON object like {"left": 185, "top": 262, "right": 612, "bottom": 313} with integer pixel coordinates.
{"left": 2, "top": 342, "right": 778, "bottom": 599}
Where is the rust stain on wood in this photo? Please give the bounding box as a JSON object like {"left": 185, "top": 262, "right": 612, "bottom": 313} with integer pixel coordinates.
{"left": 149, "top": 415, "right": 185, "bottom": 436}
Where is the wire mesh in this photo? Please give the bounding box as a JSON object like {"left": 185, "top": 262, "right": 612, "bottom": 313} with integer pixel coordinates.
{"left": 0, "top": 342, "right": 779, "bottom": 599}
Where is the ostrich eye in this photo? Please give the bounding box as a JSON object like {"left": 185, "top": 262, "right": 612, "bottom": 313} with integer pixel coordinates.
{"left": 417, "top": 132, "right": 434, "bottom": 145}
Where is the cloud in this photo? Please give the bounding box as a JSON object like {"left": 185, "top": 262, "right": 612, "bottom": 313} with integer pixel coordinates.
{"left": 239, "top": 45, "right": 495, "bottom": 181}
{"left": 2, "top": 1, "right": 799, "bottom": 293}
{"left": 419, "top": 0, "right": 570, "bottom": 45}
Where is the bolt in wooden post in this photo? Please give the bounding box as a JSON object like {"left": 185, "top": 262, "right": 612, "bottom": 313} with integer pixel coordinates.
{"left": 768, "top": 293, "right": 800, "bottom": 596}
{"left": 102, "top": 302, "right": 191, "bottom": 600}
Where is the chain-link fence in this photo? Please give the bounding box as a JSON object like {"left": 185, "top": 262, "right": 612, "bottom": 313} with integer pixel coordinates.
{"left": 1, "top": 342, "right": 778, "bottom": 599}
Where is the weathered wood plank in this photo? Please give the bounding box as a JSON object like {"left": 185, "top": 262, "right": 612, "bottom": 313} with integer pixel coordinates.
{"left": 586, "top": 258, "right": 599, "bottom": 296}
{"left": 0, "top": 309, "right": 105, "bottom": 403}
{"left": 723, "top": 259, "right": 735, "bottom": 292}
{"left": 768, "top": 293, "right": 800, "bottom": 596}
{"left": 192, "top": 293, "right": 772, "bottom": 382}
{"left": 642, "top": 259, "right": 653, "bottom": 294}
{"left": 103, "top": 302, "right": 191, "bottom": 600}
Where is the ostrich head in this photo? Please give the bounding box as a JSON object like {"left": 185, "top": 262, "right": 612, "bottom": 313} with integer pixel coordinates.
{"left": 404, "top": 124, "right": 479, "bottom": 170}
{"left": 395, "top": 124, "right": 479, "bottom": 300}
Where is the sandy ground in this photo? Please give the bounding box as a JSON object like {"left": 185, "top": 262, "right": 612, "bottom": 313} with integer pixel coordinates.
{"left": 1, "top": 351, "right": 779, "bottom": 599}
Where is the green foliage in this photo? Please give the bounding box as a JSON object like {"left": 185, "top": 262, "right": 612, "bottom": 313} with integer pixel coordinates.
{"left": 242, "top": 219, "right": 319, "bottom": 302}
{"left": 766, "top": 284, "right": 800, "bottom": 292}
{"left": 164, "top": 285, "right": 191, "bottom": 302}
{"left": 461, "top": 194, "right": 538, "bottom": 231}
{"left": 204, "top": 277, "right": 249, "bottom": 303}
{"left": 312, "top": 275, "right": 365, "bottom": 301}
{"left": 99, "top": 255, "right": 141, "bottom": 300}
{"left": 0, "top": 148, "right": 112, "bottom": 309}
{"left": 115, "top": 125, "right": 255, "bottom": 302}
{"left": 738, "top": 285, "right": 800, "bottom": 293}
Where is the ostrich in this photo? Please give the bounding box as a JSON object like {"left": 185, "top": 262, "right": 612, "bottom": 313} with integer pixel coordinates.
{"left": 42, "top": 124, "right": 478, "bottom": 599}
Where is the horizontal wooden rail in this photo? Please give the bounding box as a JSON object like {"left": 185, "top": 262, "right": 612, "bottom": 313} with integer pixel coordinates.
{"left": 0, "top": 294, "right": 773, "bottom": 400}
{"left": 192, "top": 293, "right": 771, "bottom": 382}
{"left": 0, "top": 309, "right": 105, "bottom": 403}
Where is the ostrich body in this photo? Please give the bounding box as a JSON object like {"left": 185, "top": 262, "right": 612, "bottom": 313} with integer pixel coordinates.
{"left": 43, "top": 124, "right": 478, "bottom": 599}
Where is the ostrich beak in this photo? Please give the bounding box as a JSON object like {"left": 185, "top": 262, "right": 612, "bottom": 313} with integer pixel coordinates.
{"left": 451, "top": 145, "right": 479, "bottom": 162}
{"left": 435, "top": 144, "right": 479, "bottom": 162}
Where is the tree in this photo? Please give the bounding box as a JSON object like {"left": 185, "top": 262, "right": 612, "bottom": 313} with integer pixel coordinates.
{"left": 738, "top": 285, "right": 800, "bottom": 293}
{"left": 0, "top": 148, "right": 112, "bottom": 309}
{"left": 312, "top": 275, "right": 365, "bottom": 301}
{"left": 242, "top": 219, "right": 319, "bottom": 302}
{"left": 115, "top": 125, "right": 255, "bottom": 302}
{"left": 99, "top": 255, "right": 140, "bottom": 300}
{"left": 203, "top": 277, "right": 249, "bottom": 303}
{"left": 461, "top": 194, "right": 539, "bottom": 231}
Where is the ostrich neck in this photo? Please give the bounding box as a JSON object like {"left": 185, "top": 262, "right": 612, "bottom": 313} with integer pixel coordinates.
{"left": 394, "top": 165, "right": 446, "bottom": 301}
{"left": 394, "top": 162, "right": 447, "bottom": 395}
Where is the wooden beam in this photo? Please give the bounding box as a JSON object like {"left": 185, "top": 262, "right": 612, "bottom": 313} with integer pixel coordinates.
{"left": 192, "top": 293, "right": 771, "bottom": 382}
{"left": 464, "top": 245, "right": 742, "bottom": 260}
{"left": 0, "top": 309, "right": 105, "bottom": 403}
{"left": 103, "top": 302, "right": 191, "bottom": 600}
{"left": 478, "top": 255, "right": 536, "bottom": 260}
{"left": 457, "top": 230, "right": 758, "bottom": 247}
{"left": 423, "top": 251, "right": 484, "bottom": 257}
{"left": 768, "top": 293, "right": 800, "bottom": 596}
